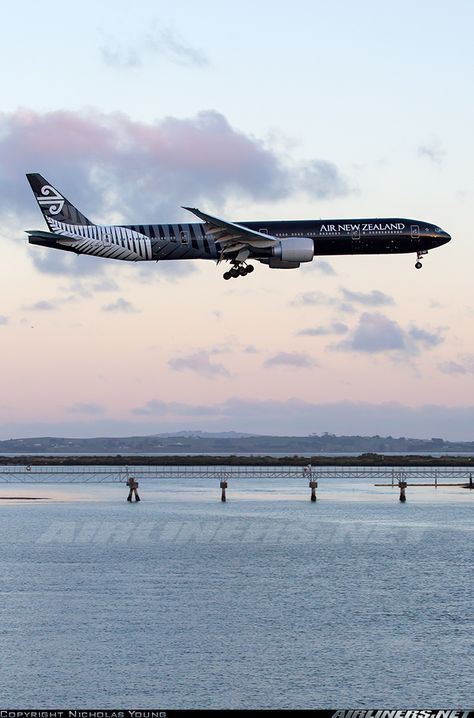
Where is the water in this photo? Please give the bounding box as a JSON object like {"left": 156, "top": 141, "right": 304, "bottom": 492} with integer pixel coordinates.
{"left": 0, "top": 476, "right": 472, "bottom": 708}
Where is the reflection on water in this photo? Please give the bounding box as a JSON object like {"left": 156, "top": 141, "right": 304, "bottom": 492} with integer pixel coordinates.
{"left": 0, "top": 475, "right": 472, "bottom": 708}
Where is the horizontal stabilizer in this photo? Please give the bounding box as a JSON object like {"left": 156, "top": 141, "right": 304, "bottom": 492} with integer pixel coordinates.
{"left": 25, "top": 229, "right": 80, "bottom": 243}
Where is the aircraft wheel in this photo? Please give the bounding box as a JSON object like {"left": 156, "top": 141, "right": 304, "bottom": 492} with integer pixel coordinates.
{"left": 223, "top": 271, "right": 231, "bottom": 280}
{"left": 415, "top": 261, "right": 422, "bottom": 269}
{"left": 230, "top": 268, "right": 239, "bottom": 278}
{"left": 238, "top": 266, "right": 247, "bottom": 276}
{"left": 245, "top": 265, "right": 254, "bottom": 274}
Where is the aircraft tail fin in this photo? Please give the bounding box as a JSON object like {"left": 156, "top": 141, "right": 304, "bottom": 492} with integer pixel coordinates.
{"left": 26, "top": 173, "right": 93, "bottom": 229}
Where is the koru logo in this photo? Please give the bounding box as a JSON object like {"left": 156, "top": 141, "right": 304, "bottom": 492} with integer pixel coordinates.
{"left": 37, "top": 185, "right": 65, "bottom": 215}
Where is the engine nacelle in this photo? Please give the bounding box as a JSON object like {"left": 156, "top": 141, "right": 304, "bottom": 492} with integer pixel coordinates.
{"left": 260, "top": 258, "right": 301, "bottom": 269}
{"left": 273, "top": 237, "right": 314, "bottom": 263}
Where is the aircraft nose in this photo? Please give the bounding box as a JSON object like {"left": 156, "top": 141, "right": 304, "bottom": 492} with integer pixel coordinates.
{"left": 434, "top": 227, "right": 451, "bottom": 245}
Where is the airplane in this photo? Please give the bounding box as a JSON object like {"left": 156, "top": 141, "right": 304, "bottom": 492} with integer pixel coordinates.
{"left": 25, "top": 173, "right": 451, "bottom": 279}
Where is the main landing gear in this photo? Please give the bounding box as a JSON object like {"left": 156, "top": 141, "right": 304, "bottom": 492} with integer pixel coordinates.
{"left": 415, "top": 250, "right": 428, "bottom": 270}
{"left": 223, "top": 262, "right": 254, "bottom": 280}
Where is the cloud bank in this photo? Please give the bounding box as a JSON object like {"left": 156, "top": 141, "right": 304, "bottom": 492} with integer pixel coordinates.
{"left": 0, "top": 108, "right": 351, "bottom": 230}
{"left": 3, "top": 399, "right": 474, "bottom": 440}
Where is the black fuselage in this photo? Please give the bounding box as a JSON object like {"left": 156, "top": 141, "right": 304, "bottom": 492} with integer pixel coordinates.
{"left": 28, "top": 216, "right": 451, "bottom": 265}
{"left": 240, "top": 217, "right": 450, "bottom": 256}
{"left": 117, "top": 217, "right": 450, "bottom": 262}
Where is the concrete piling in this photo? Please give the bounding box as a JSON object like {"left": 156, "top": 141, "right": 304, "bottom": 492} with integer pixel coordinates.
{"left": 220, "top": 480, "right": 228, "bottom": 502}
{"left": 127, "top": 477, "right": 140, "bottom": 502}
{"left": 398, "top": 480, "right": 407, "bottom": 502}
{"left": 309, "top": 479, "right": 318, "bottom": 502}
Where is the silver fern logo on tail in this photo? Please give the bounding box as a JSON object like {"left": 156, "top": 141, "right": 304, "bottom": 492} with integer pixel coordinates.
{"left": 37, "top": 185, "right": 65, "bottom": 215}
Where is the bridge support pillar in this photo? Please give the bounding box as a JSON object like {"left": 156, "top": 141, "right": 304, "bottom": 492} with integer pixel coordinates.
{"left": 398, "top": 480, "right": 407, "bottom": 503}
{"left": 220, "top": 480, "right": 228, "bottom": 502}
{"left": 309, "top": 479, "right": 318, "bottom": 502}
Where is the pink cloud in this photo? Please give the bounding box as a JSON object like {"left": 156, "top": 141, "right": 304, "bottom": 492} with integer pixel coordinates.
{"left": 0, "top": 108, "right": 350, "bottom": 225}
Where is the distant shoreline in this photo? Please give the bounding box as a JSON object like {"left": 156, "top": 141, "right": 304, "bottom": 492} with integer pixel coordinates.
{"left": 1, "top": 453, "right": 474, "bottom": 467}
{"left": 0, "top": 496, "right": 49, "bottom": 500}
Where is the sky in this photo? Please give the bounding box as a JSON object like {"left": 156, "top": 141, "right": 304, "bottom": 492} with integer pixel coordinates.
{"left": 0, "top": 0, "right": 473, "bottom": 440}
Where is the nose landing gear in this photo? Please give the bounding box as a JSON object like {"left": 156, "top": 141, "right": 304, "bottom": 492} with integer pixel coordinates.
{"left": 223, "top": 262, "right": 254, "bottom": 280}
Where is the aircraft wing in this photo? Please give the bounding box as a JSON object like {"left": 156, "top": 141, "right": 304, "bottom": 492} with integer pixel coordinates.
{"left": 182, "top": 207, "right": 277, "bottom": 255}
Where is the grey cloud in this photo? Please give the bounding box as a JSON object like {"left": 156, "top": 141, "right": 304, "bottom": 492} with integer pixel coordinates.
{"left": 409, "top": 326, "right": 443, "bottom": 348}
{"left": 209, "top": 345, "right": 232, "bottom": 356}
{"left": 147, "top": 27, "right": 209, "bottom": 67}
{"left": 0, "top": 316, "right": 8, "bottom": 325}
{"left": 91, "top": 278, "right": 120, "bottom": 292}
{"left": 133, "top": 399, "right": 217, "bottom": 416}
{"left": 298, "top": 322, "right": 348, "bottom": 337}
{"left": 418, "top": 139, "right": 445, "bottom": 165}
{"left": 132, "top": 400, "right": 169, "bottom": 416}
{"left": 408, "top": 326, "right": 444, "bottom": 349}
{"left": 136, "top": 260, "right": 197, "bottom": 282}
{"left": 100, "top": 26, "right": 209, "bottom": 69}
{"left": 334, "top": 312, "right": 444, "bottom": 355}
{"left": 67, "top": 402, "right": 106, "bottom": 415}
{"left": 337, "top": 302, "right": 357, "bottom": 314}
{"left": 25, "top": 300, "right": 58, "bottom": 312}
{"left": 438, "top": 355, "right": 474, "bottom": 375}
{"left": 169, "top": 350, "right": 231, "bottom": 379}
{"left": 56, "top": 277, "right": 119, "bottom": 301}
{"left": 291, "top": 291, "right": 334, "bottom": 307}
{"left": 102, "top": 297, "right": 140, "bottom": 313}
{"left": 341, "top": 288, "right": 395, "bottom": 307}
{"left": 301, "top": 160, "right": 352, "bottom": 199}
{"left": 291, "top": 287, "right": 392, "bottom": 312}
{"left": 263, "top": 352, "right": 319, "bottom": 369}
{"left": 336, "top": 313, "right": 405, "bottom": 353}
{"left": 29, "top": 249, "right": 106, "bottom": 277}
{"left": 101, "top": 46, "right": 141, "bottom": 69}
{"left": 310, "top": 260, "right": 337, "bottom": 276}
{"left": 438, "top": 361, "right": 468, "bottom": 375}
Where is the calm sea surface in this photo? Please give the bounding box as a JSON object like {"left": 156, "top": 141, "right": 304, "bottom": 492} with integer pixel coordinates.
{"left": 0, "top": 473, "right": 472, "bottom": 708}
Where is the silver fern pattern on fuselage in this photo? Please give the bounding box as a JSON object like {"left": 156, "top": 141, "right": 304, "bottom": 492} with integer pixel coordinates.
{"left": 46, "top": 217, "right": 217, "bottom": 262}
{"left": 46, "top": 217, "right": 218, "bottom": 262}
{"left": 46, "top": 217, "right": 152, "bottom": 261}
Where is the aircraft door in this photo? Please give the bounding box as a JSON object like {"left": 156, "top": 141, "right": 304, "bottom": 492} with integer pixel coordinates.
{"left": 411, "top": 225, "right": 420, "bottom": 239}
{"left": 351, "top": 225, "right": 362, "bottom": 252}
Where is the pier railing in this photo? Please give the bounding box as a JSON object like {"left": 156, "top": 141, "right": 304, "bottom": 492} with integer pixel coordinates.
{"left": 0, "top": 464, "right": 472, "bottom": 484}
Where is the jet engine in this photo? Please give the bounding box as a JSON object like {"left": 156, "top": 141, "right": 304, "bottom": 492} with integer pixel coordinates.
{"left": 272, "top": 237, "right": 314, "bottom": 263}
